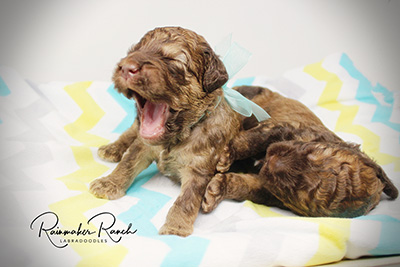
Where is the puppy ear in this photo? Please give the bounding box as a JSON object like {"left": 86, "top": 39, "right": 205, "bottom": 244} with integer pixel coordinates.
{"left": 202, "top": 49, "right": 228, "bottom": 93}
{"left": 376, "top": 165, "right": 399, "bottom": 199}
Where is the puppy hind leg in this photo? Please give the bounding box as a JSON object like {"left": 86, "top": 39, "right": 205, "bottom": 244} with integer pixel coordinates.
{"left": 201, "top": 172, "right": 280, "bottom": 213}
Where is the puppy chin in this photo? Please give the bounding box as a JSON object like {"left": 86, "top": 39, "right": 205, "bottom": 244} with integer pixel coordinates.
{"left": 139, "top": 126, "right": 167, "bottom": 146}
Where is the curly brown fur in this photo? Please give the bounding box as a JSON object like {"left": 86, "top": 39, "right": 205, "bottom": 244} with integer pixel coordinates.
{"left": 203, "top": 86, "right": 398, "bottom": 217}
{"left": 90, "top": 27, "right": 241, "bottom": 237}
{"left": 90, "top": 27, "right": 398, "bottom": 237}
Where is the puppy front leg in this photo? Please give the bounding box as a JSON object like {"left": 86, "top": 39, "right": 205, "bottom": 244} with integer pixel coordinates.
{"left": 90, "top": 138, "right": 154, "bottom": 200}
{"left": 159, "top": 170, "right": 210, "bottom": 237}
{"left": 217, "top": 120, "right": 281, "bottom": 172}
{"left": 98, "top": 121, "right": 139, "bottom": 162}
{"left": 217, "top": 122, "right": 334, "bottom": 172}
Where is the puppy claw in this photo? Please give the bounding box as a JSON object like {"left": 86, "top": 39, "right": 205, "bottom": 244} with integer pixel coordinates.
{"left": 216, "top": 147, "right": 234, "bottom": 173}
{"left": 98, "top": 144, "right": 125, "bottom": 162}
{"left": 159, "top": 223, "right": 193, "bottom": 237}
{"left": 202, "top": 173, "right": 226, "bottom": 213}
{"left": 89, "top": 177, "right": 126, "bottom": 200}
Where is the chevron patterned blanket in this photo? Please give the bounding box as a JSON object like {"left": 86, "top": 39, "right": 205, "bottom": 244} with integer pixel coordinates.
{"left": 1, "top": 53, "right": 399, "bottom": 266}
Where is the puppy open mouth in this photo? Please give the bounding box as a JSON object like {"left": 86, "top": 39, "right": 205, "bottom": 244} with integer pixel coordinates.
{"left": 132, "top": 91, "right": 170, "bottom": 140}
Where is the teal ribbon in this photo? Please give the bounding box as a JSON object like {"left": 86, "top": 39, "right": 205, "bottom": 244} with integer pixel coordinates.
{"left": 215, "top": 34, "right": 270, "bottom": 122}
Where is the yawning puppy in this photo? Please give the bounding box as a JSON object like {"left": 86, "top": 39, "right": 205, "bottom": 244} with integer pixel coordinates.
{"left": 90, "top": 26, "right": 241, "bottom": 236}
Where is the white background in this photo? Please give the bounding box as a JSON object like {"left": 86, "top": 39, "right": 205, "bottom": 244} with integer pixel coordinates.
{"left": 1, "top": 0, "right": 399, "bottom": 92}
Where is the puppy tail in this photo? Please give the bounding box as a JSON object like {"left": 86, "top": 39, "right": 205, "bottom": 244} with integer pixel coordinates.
{"left": 377, "top": 166, "right": 399, "bottom": 200}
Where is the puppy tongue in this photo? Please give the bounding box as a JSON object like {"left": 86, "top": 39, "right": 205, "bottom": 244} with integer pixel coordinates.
{"left": 140, "top": 101, "right": 168, "bottom": 139}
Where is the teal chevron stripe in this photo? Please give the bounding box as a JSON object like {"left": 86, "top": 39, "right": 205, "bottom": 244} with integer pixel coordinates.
{"left": 0, "top": 75, "right": 11, "bottom": 123}
{"left": 106, "top": 84, "right": 136, "bottom": 134}
{"left": 340, "top": 53, "right": 400, "bottom": 133}
{"left": 118, "top": 163, "right": 170, "bottom": 236}
{"left": 160, "top": 235, "right": 210, "bottom": 267}
{"left": 0, "top": 75, "right": 11, "bottom": 96}
{"left": 118, "top": 163, "right": 210, "bottom": 266}
{"left": 358, "top": 215, "right": 400, "bottom": 256}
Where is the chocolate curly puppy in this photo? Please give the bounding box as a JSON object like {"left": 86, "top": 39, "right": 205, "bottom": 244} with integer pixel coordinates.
{"left": 90, "top": 27, "right": 241, "bottom": 236}
{"left": 202, "top": 86, "right": 398, "bottom": 217}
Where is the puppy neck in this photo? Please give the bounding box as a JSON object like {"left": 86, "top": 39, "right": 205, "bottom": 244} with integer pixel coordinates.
{"left": 190, "top": 95, "right": 222, "bottom": 128}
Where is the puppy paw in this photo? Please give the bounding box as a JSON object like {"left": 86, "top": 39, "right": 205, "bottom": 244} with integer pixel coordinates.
{"left": 98, "top": 144, "right": 125, "bottom": 162}
{"left": 216, "top": 146, "right": 234, "bottom": 173}
{"left": 89, "top": 176, "right": 126, "bottom": 200}
{"left": 201, "top": 173, "right": 226, "bottom": 213}
{"left": 159, "top": 223, "right": 193, "bottom": 237}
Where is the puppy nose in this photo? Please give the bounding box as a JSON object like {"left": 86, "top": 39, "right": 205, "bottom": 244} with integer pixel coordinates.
{"left": 121, "top": 64, "right": 140, "bottom": 80}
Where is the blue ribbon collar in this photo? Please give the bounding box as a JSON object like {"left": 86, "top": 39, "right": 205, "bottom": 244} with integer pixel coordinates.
{"left": 215, "top": 34, "right": 270, "bottom": 122}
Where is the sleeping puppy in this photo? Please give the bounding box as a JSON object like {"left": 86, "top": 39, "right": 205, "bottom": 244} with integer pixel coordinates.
{"left": 90, "top": 26, "right": 242, "bottom": 237}
{"left": 202, "top": 86, "right": 399, "bottom": 217}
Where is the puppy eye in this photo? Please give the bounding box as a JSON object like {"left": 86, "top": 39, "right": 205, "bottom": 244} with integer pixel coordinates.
{"left": 142, "top": 61, "right": 154, "bottom": 66}
{"left": 163, "top": 57, "right": 175, "bottom": 62}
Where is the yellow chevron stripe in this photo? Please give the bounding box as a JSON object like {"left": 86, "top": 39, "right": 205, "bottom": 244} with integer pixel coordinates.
{"left": 304, "top": 61, "right": 399, "bottom": 170}
{"left": 52, "top": 156, "right": 128, "bottom": 266}
{"left": 244, "top": 201, "right": 286, "bottom": 217}
{"left": 245, "top": 202, "right": 351, "bottom": 266}
{"left": 50, "top": 81, "right": 127, "bottom": 265}
{"left": 306, "top": 218, "right": 351, "bottom": 266}
{"left": 49, "top": 193, "right": 128, "bottom": 266}
{"left": 64, "top": 81, "right": 109, "bottom": 147}
{"left": 57, "top": 146, "right": 109, "bottom": 191}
